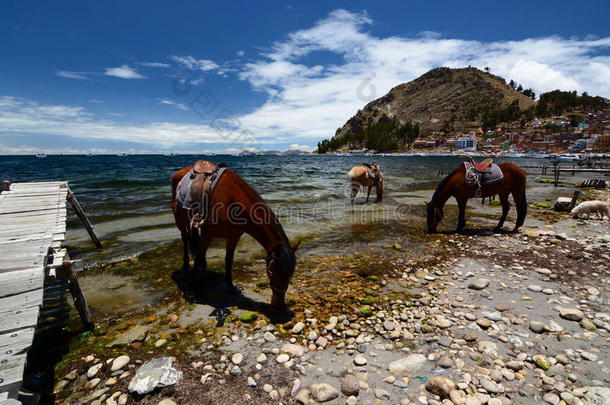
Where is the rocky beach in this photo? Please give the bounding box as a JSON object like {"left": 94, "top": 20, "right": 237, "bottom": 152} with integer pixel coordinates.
{"left": 48, "top": 182, "right": 610, "bottom": 405}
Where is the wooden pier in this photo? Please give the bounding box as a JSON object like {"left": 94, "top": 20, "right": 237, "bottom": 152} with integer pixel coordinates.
{"left": 0, "top": 181, "right": 98, "bottom": 404}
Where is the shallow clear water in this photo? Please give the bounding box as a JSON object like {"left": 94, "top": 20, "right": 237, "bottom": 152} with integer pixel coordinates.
{"left": 0, "top": 154, "right": 569, "bottom": 266}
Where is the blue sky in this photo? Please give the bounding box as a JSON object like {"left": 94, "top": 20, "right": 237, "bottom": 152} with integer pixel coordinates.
{"left": 1, "top": 0, "right": 610, "bottom": 154}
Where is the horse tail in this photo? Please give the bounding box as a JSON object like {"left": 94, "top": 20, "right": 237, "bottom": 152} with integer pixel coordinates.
{"left": 515, "top": 192, "right": 527, "bottom": 229}
{"left": 513, "top": 167, "right": 528, "bottom": 230}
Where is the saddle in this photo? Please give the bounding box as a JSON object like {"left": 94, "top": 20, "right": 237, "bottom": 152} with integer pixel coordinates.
{"left": 472, "top": 158, "right": 493, "bottom": 172}
{"left": 464, "top": 158, "right": 503, "bottom": 196}
{"left": 176, "top": 160, "right": 228, "bottom": 229}
{"left": 361, "top": 163, "right": 381, "bottom": 184}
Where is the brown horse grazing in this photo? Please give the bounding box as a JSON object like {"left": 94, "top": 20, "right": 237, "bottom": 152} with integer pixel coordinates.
{"left": 348, "top": 163, "right": 384, "bottom": 204}
{"left": 171, "top": 161, "right": 297, "bottom": 309}
{"left": 426, "top": 161, "right": 527, "bottom": 233}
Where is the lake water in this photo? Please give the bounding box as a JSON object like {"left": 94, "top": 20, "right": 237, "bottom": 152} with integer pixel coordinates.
{"left": 0, "top": 154, "right": 565, "bottom": 268}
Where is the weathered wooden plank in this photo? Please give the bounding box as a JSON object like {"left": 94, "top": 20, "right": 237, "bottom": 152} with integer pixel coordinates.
{"left": 0, "top": 269, "right": 44, "bottom": 298}
{"left": 0, "top": 328, "right": 34, "bottom": 361}
{"left": 0, "top": 233, "right": 64, "bottom": 245}
{"left": 0, "top": 229, "right": 65, "bottom": 241}
{"left": 0, "top": 396, "right": 23, "bottom": 404}
{"left": 0, "top": 290, "right": 43, "bottom": 316}
{"left": 0, "top": 353, "right": 27, "bottom": 389}
{"left": 0, "top": 305, "right": 40, "bottom": 334}
{"left": 0, "top": 218, "right": 64, "bottom": 226}
{"left": 0, "top": 209, "right": 65, "bottom": 218}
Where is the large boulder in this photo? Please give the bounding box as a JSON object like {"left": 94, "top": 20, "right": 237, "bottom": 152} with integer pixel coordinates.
{"left": 128, "top": 357, "right": 182, "bottom": 395}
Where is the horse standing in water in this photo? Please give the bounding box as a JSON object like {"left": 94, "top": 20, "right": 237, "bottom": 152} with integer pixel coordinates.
{"left": 426, "top": 158, "right": 527, "bottom": 233}
{"left": 348, "top": 163, "right": 384, "bottom": 204}
{"left": 171, "top": 161, "right": 297, "bottom": 309}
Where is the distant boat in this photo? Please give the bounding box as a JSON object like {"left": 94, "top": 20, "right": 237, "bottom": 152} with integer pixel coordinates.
{"left": 163, "top": 152, "right": 176, "bottom": 156}
{"left": 334, "top": 152, "right": 351, "bottom": 157}
{"left": 36, "top": 152, "right": 47, "bottom": 159}
{"left": 117, "top": 152, "right": 129, "bottom": 157}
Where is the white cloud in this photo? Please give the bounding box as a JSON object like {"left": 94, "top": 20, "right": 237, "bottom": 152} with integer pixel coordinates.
{"left": 140, "top": 62, "right": 171, "bottom": 68}
{"left": 89, "top": 99, "right": 104, "bottom": 103}
{"left": 0, "top": 96, "right": 254, "bottom": 149}
{"left": 157, "top": 98, "right": 188, "bottom": 111}
{"left": 170, "top": 55, "right": 219, "bottom": 72}
{"left": 56, "top": 71, "right": 90, "bottom": 80}
{"left": 237, "top": 50, "right": 245, "bottom": 57}
{"left": 236, "top": 9, "right": 610, "bottom": 145}
{"left": 7, "top": 9, "right": 610, "bottom": 153}
{"left": 104, "top": 65, "right": 147, "bottom": 79}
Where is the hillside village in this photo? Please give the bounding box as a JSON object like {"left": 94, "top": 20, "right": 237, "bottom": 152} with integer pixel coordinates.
{"left": 412, "top": 108, "right": 610, "bottom": 154}
{"left": 316, "top": 68, "right": 610, "bottom": 155}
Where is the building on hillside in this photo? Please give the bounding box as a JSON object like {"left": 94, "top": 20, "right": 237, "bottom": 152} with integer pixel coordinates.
{"left": 568, "top": 139, "right": 587, "bottom": 152}
{"left": 456, "top": 137, "right": 477, "bottom": 151}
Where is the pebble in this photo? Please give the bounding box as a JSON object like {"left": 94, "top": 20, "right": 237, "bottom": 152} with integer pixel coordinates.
{"left": 560, "top": 308, "right": 584, "bottom": 322}
{"left": 87, "top": 363, "right": 103, "bottom": 378}
{"left": 256, "top": 353, "right": 267, "bottom": 362}
{"left": 543, "top": 392, "right": 560, "bottom": 404}
{"left": 425, "top": 376, "right": 455, "bottom": 398}
{"left": 276, "top": 354, "right": 289, "bottom": 364}
{"left": 309, "top": 383, "right": 339, "bottom": 402}
{"left": 353, "top": 355, "right": 367, "bottom": 366}
{"left": 438, "top": 355, "right": 453, "bottom": 368}
{"left": 529, "top": 321, "right": 545, "bottom": 334}
{"left": 231, "top": 353, "right": 243, "bottom": 365}
{"left": 111, "top": 355, "right": 130, "bottom": 372}
{"left": 292, "top": 322, "right": 305, "bottom": 334}
{"left": 340, "top": 374, "right": 360, "bottom": 396}
{"left": 468, "top": 279, "right": 489, "bottom": 290}
{"left": 527, "top": 284, "right": 542, "bottom": 292}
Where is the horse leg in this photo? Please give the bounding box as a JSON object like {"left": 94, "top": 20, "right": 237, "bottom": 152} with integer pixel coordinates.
{"left": 180, "top": 231, "right": 190, "bottom": 270}
{"left": 511, "top": 190, "right": 528, "bottom": 232}
{"left": 366, "top": 186, "right": 372, "bottom": 203}
{"left": 192, "top": 233, "right": 212, "bottom": 295}
{"left": 495, "top": 192, "right": 510, "bottom": 231}
{"left": 224, "top": 236, "right": 240, "bottom": 291}
{"left": 351, "top": 182, "right": 359, "bottom": 205}
{"left": 456, "top": 197, "right": 467, "bottom": 233}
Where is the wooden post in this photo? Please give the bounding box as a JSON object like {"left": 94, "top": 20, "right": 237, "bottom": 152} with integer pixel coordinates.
{"left": 65, "top": 185, "right": 102, "bottom": 248}
{"left": 1, "top": 180, "right": 10, "bottom": 192}
{"left": 59, "top": 260, "right": 94, "bottom": 330}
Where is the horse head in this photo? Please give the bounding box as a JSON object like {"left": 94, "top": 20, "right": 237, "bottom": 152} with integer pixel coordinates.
{"left": 266, "top": 241, "right": 297, "bottom": 309}
{"left": 426, "top": 201, "right": 443, "bottom": 233}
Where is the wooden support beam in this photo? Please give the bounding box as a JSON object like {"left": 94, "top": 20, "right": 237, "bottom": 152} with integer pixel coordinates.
{"left": 65, "top": 186, "right": 102, "bottom": 248}
{"left": 55, "top": 260, "right": 93, "bottom": 330}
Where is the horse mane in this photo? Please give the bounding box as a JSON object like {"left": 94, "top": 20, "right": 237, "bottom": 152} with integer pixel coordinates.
{"left": 431, "top": 166, "right": 461, "bottom": 205}
{"left": 226, "top": 170, "right": 291, "bottom": 246}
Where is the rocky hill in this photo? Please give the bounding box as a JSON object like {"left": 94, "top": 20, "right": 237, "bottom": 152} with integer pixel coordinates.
{"left": 319, "top": 67, "right": 537, "bottom": 152}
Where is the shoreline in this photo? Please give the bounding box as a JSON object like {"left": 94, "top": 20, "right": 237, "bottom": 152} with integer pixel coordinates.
{"left": 42, "top": 182, "right": 610, "bottom": 405}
